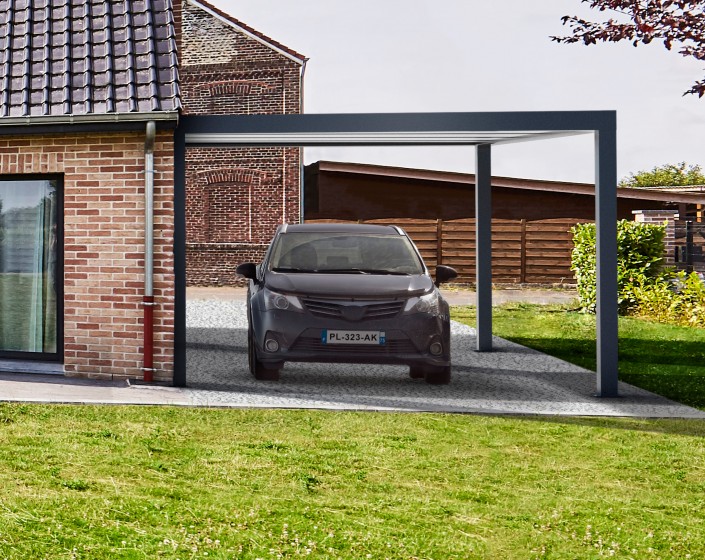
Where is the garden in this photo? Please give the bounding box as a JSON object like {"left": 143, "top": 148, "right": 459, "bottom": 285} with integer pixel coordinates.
{"left": 1, "top": 404, "right": 704, "bottom": 559}
{"left": 1, "top": 221, "right": 704, "bottom": 559}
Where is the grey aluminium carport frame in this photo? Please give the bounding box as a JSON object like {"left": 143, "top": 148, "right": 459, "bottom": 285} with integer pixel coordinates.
{"left": 174, "top": 110, "right": 618, "bottom": 397}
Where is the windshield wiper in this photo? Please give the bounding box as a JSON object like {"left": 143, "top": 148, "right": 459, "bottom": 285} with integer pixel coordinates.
{"left": 272, "top": 267, "right": 319, "bottom": 273}
{"left": 321, "top": 268, "right": 408, "bottom": 275}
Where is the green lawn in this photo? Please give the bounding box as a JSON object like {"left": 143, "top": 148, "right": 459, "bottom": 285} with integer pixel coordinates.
{"left": 1, "top": 404, "right": 705, "bottom": 559}
{"left": 451, "top": 303, "right": 705, "bottom": 409}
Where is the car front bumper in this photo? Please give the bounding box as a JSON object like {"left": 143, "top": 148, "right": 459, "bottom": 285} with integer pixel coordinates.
{"left": 250, "top": 299, "right": 451, "bottom": 369}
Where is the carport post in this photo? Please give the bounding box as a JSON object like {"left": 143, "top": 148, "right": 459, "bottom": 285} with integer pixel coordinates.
{"left": 173, "top": 126, "right": 187, "bottom": 387}
{"left": 475, "top": 144, "right": 492, "bottom": 352}
{"left": 595, "top": 127, "right": 619, "bottom": 397}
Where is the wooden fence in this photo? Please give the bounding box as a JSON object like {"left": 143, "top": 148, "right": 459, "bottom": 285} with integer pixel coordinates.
{"left": 306, "top": 218, "right": 584, "bottom": 285}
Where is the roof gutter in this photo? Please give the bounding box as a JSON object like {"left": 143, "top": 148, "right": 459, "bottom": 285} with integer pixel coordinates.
{"left": 0, "top": 111, "right": 179, "bottom": 129}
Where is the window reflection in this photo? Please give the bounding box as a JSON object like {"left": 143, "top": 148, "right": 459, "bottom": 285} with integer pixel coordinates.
{"left": 0, "top": 179, "right": 59, "bottom": 355}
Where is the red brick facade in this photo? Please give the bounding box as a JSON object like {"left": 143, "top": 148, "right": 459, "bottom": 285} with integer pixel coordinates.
{"left": 0, "top": 1, "right": 303, "bottom": 382}
{"left": 181, "top": 0, "right": 305, "bottom": 285}
{"left": 0, "top": 131, "right": 175, "bottom": 382}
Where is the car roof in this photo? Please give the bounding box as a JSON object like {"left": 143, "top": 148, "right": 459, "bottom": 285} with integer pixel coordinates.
{"left": 280, "top": 223, "right": 405, "bottom": 235}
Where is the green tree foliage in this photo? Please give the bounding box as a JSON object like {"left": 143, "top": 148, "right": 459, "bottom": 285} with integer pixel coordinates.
{"left": 619, "top": 162, "right": 705, "bottom": 188}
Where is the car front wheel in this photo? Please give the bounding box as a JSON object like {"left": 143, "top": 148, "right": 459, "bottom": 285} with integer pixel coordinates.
{"left": 248, "top": 327, "right": 280, "bottom": 381}
{"left": 423, "top": 365, "right": 451, "bottom": 385}
{"left": 409, "top": 365, "right": 451, "bottom": 384}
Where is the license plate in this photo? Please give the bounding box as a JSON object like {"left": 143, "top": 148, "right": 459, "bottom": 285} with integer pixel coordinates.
{"left": 322, "top": 330, "right": 386, "bottom": 345}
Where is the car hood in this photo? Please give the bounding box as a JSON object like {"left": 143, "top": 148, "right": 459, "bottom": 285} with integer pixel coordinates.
{"left": 265, "top": 271, "right": 434, "bottom": 299}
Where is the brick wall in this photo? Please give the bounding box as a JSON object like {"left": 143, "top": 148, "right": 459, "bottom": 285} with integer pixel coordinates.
{"left": 185, "top": 146, "right": 301, "bottom": 285}
{"left": 0, "top": 131, "right": 175, "bottom": 382}
{"left": 181, "top": 0, "right": 303, "bottom": 286}
{"left": 633, "top": 209, "right": 679, "bottom": 265}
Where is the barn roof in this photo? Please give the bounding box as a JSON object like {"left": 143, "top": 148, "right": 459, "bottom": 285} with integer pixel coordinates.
{"left": 0, "top": 0, "right": 180, "bottom": 125}
{"left": 310, "top": 160, "right": 705, "bottom": 205}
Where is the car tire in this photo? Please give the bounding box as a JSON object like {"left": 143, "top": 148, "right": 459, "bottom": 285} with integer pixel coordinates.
{"left": 424, "top": 365, "right": 451, "bottom": 385}
{"left": 409, "top": 366, "right": 425, "bottom": 379}
{"left": 248, "top": 326, "right": 280, "bottom": 381}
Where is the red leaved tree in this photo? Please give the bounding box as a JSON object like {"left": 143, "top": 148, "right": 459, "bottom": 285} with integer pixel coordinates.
{"left": 552, "top": 0, "right": 705, "bottom": 97}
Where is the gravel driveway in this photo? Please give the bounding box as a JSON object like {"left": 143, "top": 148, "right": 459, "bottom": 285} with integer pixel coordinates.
{"left": 185, "top": 298, "right": 705, "bottom": 417}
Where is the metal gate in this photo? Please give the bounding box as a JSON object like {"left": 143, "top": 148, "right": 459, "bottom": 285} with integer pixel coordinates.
{"left": 674, "top": 221, "right": 705, "bottom": 273}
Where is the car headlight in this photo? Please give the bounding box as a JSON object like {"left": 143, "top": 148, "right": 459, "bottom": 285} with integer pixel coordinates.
{"left": 404, "top": 291, "right": 440, "bottom": 314}
{"left": 263, "top": 288, "right": 304, "bottom": 313}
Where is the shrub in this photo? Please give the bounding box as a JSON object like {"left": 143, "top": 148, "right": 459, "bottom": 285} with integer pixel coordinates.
{"left": 571, "top": 220, "right": 666, "bottom": 314}
{"left": 633, "top": 271, "right": 705, "bottom": 328}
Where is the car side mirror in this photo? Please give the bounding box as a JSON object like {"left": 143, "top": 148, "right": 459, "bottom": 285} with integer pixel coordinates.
{"left": 236, "top": 262, "right": 258, "bottom": 282}
{"left": 435, "top": 265, "right": 458, "bottom": 287}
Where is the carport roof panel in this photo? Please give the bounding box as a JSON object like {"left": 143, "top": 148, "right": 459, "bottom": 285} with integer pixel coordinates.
{"left": 180, "top": 111, "right": 615, "bottom": 146}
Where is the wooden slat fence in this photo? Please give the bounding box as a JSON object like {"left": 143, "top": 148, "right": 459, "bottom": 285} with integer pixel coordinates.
{"left": 306, "top": 217, "right": 585, "bottom": 285}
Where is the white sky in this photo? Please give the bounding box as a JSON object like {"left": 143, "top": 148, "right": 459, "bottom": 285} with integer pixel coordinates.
{"left": 212, "top": 0, "right": 705, "bottom": 184}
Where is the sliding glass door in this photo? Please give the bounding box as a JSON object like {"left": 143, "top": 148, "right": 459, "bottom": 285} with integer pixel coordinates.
{"left": 0, "top": 176, "right": 62, "bottom": 360}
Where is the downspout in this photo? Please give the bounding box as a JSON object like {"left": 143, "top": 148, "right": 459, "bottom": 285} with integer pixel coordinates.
{"left": 299, "top": 58, "right": 308, "bottom": 224}
{"left": 143, "top": 120, "right": 156, "bottom": 382}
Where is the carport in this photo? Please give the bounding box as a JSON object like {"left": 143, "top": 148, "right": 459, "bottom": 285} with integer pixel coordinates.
{"left": 173, "top": 111, "right": 618, "bottom": 397}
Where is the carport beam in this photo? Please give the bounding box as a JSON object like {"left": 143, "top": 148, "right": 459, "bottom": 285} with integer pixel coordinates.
{"left": 475, "top": 144, "right": 492, "bottom": 351}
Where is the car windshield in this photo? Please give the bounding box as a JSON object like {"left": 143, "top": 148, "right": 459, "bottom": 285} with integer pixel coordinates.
{"left": 269, "top": 232, "right": 425, "bottom": 275}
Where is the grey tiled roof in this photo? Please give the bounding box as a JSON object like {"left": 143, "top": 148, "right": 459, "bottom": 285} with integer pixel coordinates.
{"left": 0, "top": 0, "right": 180, "bottom": 119}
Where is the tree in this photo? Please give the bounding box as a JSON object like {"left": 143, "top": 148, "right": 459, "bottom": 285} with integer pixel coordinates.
{"left": 619, "top": 162, "right": 705, "bottom": 188}
{"left": 552, "top": 0, "right": 705, "bottom": 97}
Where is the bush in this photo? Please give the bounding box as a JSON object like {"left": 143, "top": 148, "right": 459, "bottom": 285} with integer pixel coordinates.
{"left": 633, "top": 271, "right": 705, "bottom": 328}
{"left": 571, "top": 220, "right": 705, "bottom": 327}
{"left": 571, "top": 220, "right": 666, "bottom": 314}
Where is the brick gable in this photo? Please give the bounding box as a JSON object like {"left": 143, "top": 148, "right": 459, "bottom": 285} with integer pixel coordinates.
{"left": 181, "top": 0, "right": 304, "bottom": 285}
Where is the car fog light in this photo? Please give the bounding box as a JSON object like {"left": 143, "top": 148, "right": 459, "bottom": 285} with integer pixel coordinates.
{"left": 429, "top": 341, "right": 443, "bottom": 356}
{"left": 265, "top": 338, "right": 280, "bottom": 352}
{"left": 273, "top": 295, "right": 290, "bottom": 310}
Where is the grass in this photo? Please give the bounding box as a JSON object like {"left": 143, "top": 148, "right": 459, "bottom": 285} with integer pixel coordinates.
{"left": 1, "top": 404, "right": 705, "bottom": 559}
{"left": 451, "top": 303, "right": 705, "bottom": 409}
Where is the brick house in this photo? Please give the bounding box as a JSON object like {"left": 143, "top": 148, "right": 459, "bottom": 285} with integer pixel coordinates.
{"left": 0, "top": 0, "right": 304, "bottom": 382}
{"left": 180, "top": 0, "right": 306, "bottom": 286}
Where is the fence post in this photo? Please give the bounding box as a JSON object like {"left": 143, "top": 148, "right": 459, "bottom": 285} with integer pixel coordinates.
{"left": 436, "top": 218, "right": 443, "bottom": 266}
{"left": 520, "top": 218, "right": 527, "bottom": 284}
{"left": 686, "top": 221, "right": 694, "bottom": 273}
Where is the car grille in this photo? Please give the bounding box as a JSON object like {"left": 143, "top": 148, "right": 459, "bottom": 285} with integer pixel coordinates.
{"left": 302, "top": 298, "right": 404, "bottom": 320}
{"left": 291, "top": 337, "right": 417, "bottom": 355}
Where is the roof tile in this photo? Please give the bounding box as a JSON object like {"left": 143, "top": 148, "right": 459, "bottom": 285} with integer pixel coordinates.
{"left": 0, "top": 0, "right": 180, "bottom": 119}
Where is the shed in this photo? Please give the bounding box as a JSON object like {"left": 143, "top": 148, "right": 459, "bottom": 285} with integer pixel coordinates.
{"left": 303, "top": 161, "right": 705, "bottom": 284}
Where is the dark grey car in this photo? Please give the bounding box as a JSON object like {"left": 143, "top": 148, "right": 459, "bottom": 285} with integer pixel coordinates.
{"left": 236, "top": 223, "right": 458, "bottom": 384}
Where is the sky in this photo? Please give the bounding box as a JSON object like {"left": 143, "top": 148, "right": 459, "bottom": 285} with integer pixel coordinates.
{"left": 211, "top": 0, "right": 705, "bottom": 184}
